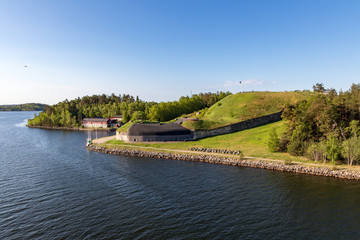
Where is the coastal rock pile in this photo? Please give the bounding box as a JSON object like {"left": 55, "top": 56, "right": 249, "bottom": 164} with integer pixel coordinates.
{"left": 189, "top": 147, "right": 242, "bottom": 155}
{"left": 87, "top": 145, "right": 360, "bottom": 180}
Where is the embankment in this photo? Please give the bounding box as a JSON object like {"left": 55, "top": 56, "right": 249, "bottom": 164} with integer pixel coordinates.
{"left": 27, "top": 125, "right": 116, "bottom": 132}
{"left": 87, "top": 145, "right": 360, "bottom": 180}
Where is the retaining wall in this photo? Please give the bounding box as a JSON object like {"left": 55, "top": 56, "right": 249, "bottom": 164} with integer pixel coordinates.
{"left": 193, "top": 111, "right": 282, "bottom": 139}
{"left": 116, "top": 111, "right": 282, "bottom": 142}
{"left": 87, "top": 145, "right": 360, "bottom": 180}
{"left": 116, "top": 131, "right": 130, "bottom": 141}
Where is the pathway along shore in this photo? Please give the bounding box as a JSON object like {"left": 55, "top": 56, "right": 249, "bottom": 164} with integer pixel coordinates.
{"left": 87, "top": 144, "right": 360, "bottom": 181}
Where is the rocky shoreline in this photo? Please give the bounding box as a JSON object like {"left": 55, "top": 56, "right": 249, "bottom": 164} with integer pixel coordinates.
{"left": 27, "top": 125, "right": 116, "bottom": 132}
{"left": 87, "top": 145, "right": 360, "bottom": 180}
{"left": 189, "top": 147, "right": 242, "bottom": 155}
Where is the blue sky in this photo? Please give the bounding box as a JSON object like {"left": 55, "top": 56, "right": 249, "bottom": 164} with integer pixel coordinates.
{"left": 1, "top": 0, "right": 360, "bottom": 104}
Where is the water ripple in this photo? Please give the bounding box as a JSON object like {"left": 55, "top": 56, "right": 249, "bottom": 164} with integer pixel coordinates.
{"left": 2, "top": 112, "right": 360, "bottom": 239}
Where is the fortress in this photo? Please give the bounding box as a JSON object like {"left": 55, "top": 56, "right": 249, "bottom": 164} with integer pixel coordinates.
{"left": 116, "top": 111, "right": 282, "bottom": 142}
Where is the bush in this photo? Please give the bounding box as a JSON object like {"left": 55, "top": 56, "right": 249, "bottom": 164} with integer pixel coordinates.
{"left": 192, "top": 120, "right": 212, "bottom": 130}
{"left": 268, "top": 128, "right": 280, "bottom": 152}
{"left": 287, "top": 139, "right": 305, "bottom": 156}
{"left": 278, "top": 135, "right": 289, "bottom": 152}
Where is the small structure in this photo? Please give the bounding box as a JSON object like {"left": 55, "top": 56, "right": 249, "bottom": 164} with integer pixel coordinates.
{"left": 120, "top": 123, "right": 193, "bottom": 142}
{"left": 82, "top": 118, "right": 111, "bottom": 128}
{"left": 86, "top": 131, "right": 92, "bottom": 146}
{"left": 110, "top": 115, "right": 123, "bottom": 122}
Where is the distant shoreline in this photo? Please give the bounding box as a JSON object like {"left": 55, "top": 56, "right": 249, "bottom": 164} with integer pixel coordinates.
{"left": 0, "top": 103, "right": 47, "bottom": 111}
{"left": 27, "top": 125, "right": 116, "bottom": 132}
{"left": 0, "top": 110, "right": 42, "bottom": 112}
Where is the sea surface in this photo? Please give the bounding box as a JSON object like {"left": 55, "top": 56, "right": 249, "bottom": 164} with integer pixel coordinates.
{"left": 1, "top": 111, "right": 360, "bottom": 239}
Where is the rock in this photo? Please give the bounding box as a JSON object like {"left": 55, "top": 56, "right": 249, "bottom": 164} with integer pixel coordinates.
{"left": 86, "top": 145, "right": 360, "bottom": 181}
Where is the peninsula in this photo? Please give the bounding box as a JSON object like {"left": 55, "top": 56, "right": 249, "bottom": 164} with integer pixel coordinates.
{"left": 29, "top": 83, "right": 360, "bottom": 179}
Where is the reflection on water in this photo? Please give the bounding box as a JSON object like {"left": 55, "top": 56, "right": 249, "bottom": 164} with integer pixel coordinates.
{"left": 1, "top": 111, "right": 360, "bottom": 239}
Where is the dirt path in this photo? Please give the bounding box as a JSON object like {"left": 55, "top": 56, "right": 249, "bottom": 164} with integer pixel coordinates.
{"left": 92, "top": 135, "right": 116, "bottom": 144}
{"left": 93, "top": 139, "right": 316, "bottom": 167}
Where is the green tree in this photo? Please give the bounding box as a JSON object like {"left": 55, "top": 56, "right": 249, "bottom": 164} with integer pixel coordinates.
{"left": 287, "top": 123, "right": 308, "bottom": 156}
{"left": 348, "top": 120, "right": 360, "bottom": 138}
{"left": 268, "top": 128, "right": 280, "bottom": 152}
{"left": 326, "top": 134, "right": 341, "bottom": 164}
{"left": 305, "top": 141, "right": 327, "bottom": 163}
{"left": 148, "top": 105, "right": 161, "bottom": 122}
{"left": 131, "top": 111, "right": 146, "bottom": 121}
{"left": 306, "top": 142, "right": 320, "bottom": 162}
{"left": 342, "top": 137, "right": 360, "bottom": 165}
{"left": 88, "top": 109, "right": 95, "bottom": 118}
{"left": 313, "top": 83, "right": 325, "bottom": 93}
{"left": 122, "top": 110, "right": 129, "bottom": 123}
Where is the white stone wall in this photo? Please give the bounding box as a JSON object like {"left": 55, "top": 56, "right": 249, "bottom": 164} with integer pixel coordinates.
{"left": 116, "top": 131, "right": 130, "bottom": 141}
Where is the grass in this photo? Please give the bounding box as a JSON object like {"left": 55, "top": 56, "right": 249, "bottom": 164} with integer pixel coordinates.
{"left": 106, "top": 120, "right": 305, "bottom": 162}
{"left": 103, "top": 120, "right": 360, "bottom": 171}
{"left": 117, "top": 122, "right": 134, "bottom": 133}
{"left": 183, "top": 91, "right": 311, "bottom": 130}
{"left": 108, "top": 91, "right": 312, "bottom": 163}
{"left": 117, "top": 120, "right": 160, "bottom": 133}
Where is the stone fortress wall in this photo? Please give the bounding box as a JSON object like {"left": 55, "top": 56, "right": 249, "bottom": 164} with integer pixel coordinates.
{"left": 116, "top": 111, "right": 283, "bottom": 142}
{"left": 193, "top": 111, "right": 282, "bottom": 139}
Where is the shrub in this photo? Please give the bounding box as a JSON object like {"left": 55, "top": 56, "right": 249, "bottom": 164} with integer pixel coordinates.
{"left": 268, "top": 128, "right": 280, "bottom": 152}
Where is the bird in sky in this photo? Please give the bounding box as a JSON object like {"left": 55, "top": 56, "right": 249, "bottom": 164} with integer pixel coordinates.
{"left": 24, "top": 65, "right": 28, "bottom": 67}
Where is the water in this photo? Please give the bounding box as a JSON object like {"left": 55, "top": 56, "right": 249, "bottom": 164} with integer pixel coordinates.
{"left": 1, "top": 111, "right": 360, "bottom": 239}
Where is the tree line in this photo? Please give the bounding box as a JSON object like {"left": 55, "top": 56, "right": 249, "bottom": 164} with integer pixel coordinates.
{"left": 28, "top": 92, "right": 231, "bottom": 127}
{"left": 0, "top": 103, "right": 47, "bottom": 111}
{"left": 268, "top": 83, "right": 360, "bottom": 165}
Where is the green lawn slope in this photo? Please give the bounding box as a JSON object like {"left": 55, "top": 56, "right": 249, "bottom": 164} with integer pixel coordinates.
{"left": 183, "top": 91, "right": 311, "bottom": 130}
{"left": 117, "top": 122, "right": 134, "bottom": 133}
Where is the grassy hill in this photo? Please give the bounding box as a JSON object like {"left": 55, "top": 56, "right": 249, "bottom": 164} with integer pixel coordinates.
{"left": 183, "top": 91, "right": 311, "bottom": 130}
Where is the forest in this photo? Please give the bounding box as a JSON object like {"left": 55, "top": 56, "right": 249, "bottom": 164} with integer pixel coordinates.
{"left": 0, "top": 103, "right": 47, "bottom": 111}
{"left": 27, "top": 92, "right": 231, "bottom": 128}
{"left": 269, "top": 83, "right": 360, "bottom": 165}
